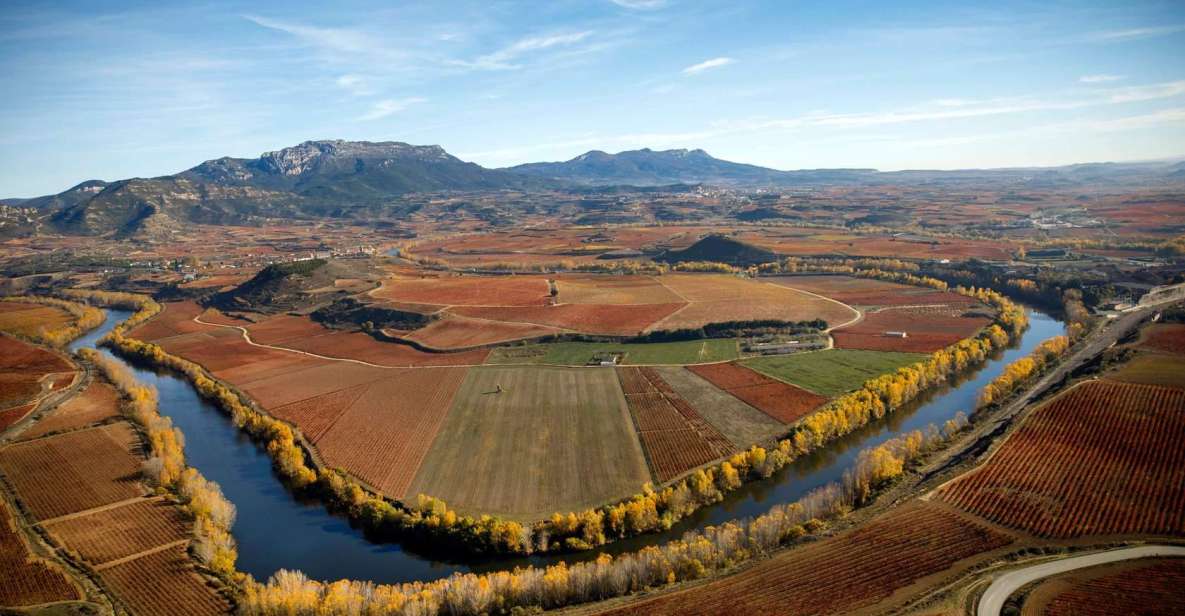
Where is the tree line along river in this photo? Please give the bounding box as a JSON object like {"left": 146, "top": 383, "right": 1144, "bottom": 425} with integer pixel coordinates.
{"left": 70, "top": 307, "right": 1064, "bottom": 585}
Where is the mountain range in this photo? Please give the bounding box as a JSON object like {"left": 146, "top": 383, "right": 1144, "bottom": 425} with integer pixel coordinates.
{"left": 6, "top": 139, "right": 1184, "bottom": 238}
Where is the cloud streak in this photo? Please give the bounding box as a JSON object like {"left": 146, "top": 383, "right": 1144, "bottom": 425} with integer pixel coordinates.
{"left": 1079, "top": 74, "right": 1124, "bottom": 83}
{"left": 357, "top": 97, "right": 425, "bottom": 121}
{"left": 458, "top": 31, "right": 595, "bottom": 70}
{"left": 682, "top": 57, "right": 734, "bottom": 75}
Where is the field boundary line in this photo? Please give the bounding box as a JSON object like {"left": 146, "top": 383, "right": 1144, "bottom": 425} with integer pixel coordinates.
{"left": 92, "top": 538, "right": 189, "bottom": 571}
{"left": 761, "top": 279, "right": 863, "bottom": 332}
{"left": 39, "top": 495, "right": 161, "bottom": 526}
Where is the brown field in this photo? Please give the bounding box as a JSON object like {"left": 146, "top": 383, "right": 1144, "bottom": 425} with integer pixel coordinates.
{"left": 236, "top": 363, "right": 389, "bottom": 408}
{"left": 403, "top": 315, "right": 561, "bottom": 349}
{"left": 451, "top": 302, "right": 686, "bottom": 335}
{"left": 0, "top": 500, "right": 80, "bottom": 607}
{"left": 256, "top": 327, "right": 491, "bottom": 367}
{"left": 770, "top": 275, "right": 977, "bottom": 308}
{"left": 555, "top": 275, "right": 684, "bottom": 305}
{"left": 599, "top": 502, "right": 1014, "bottom": 615}
{"left": 0, "top": 335, "right": 74, "bottom": 410}
{"left": 833, "top": 307, "right": 990, "bottom": 353}
{"left": 938, "top": 380, "right": 1185, "bottom": 538}
{"left": 127, "top": 300, "right": 210, "bottom": 341}
{"left": 619, "top": 369, "right": 727, "bottom": 482}
{"left": 1108, "top": 352, "right": 1185, "bottom": 388}
{"left": 269, "top": 383, "right": 368, "bottom": 442}
{"left": 0, "top": 422, "right": 144, "bottom": 520}
{"left": 42, "top": 498, "right": 188, "bottom": 565}
{"left": 647, "top": 275, "right": 857, "bottom": 331}
{"left": 1139, "top": 323, "right": 1185, "bottom": 355}
{"left": 1024, "top": 558, "right": 1185, "bottom": 616}
{"left": 0, "top": 403, "right": 37, "bottom": 431}
{"left": 372, "top": 275, "right": 552, "bottom": 306}
{"left": 19, "top": 378, "right": 121, "bottom": 440}
{"left": 314, "top": 368, "right": 468, "bottom": 498}
{"left": 0, "top": 301, "right": 73, "bottom": 338}
{"left": 687, "top": 362, "right": 827, "bottom": 424}
{"left": 96, "top": 544, "right": 230, "bottom": 616}
{"left": 651, "top": 366, "right": 786, "bottom": 447}
{"left": 406, "top": 367, "right": 650, "bottom": 518}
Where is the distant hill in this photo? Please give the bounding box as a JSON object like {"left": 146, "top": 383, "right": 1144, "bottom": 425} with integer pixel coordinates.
{"left": 28, "top": 140, "right": 551, "bottom": 237}
{"left": 659, "top": 234, "right": 778, "bottom": 266}
{"left": 507, "top": 148, "right": 876, "bottom": 186}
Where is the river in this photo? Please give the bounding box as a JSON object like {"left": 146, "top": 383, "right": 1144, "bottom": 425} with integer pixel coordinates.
{"left": 71, "top": 308, "right": 1063, "bottom": 585}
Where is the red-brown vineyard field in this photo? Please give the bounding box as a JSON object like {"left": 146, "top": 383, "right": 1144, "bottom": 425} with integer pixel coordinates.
{"left": 0, "top": 335, "right": 74, "bottom": 412}
{"left": 937, "top": 380, "right": 1185, "bottom": 538}
{"left": 1139, "top": 323, "right": 1185, "bottom": 355}
{"left": 598, "top": 502, "right": 1015, "bottom": 616}
{"left": 42, "top": 498, "right": 190, "bottom": 565}
{"left": 831, "top": 306, "right": 991, "bottom": 353}
{"left": 687, "top": 362, "right": 827, "bottom": 424}
{"left": 1026, "top": 558, "right": 1185, "bottom": 616}
{"left": 18, "top": 378, "right": 121, "bottom": 440}
{"left": 0, "top": 500, "right": 81, "bottom": 608}
{"left": 96, "top": 545, "right": 231, "bottom": 616}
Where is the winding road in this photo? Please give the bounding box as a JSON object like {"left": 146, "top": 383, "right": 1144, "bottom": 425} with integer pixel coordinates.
{"left": 977, "top": 545, "right": 1185, "bottom": 616}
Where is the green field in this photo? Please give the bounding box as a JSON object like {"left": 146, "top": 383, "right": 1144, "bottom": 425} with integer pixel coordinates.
{"left": 742, "top": 349, "right": 924, "bottom": 396}
{"left": 1108, "top": 352, "right": 1185, "bottom": 388}
{"left": 405, "top": 366, "right": 651, "bottom": 520}
{"left": 485, "top": 338, "right": 740, "bottom": 366}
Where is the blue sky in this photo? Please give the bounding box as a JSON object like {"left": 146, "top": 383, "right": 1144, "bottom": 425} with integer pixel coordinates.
{"left": 2, "top": 0, "right": 1184, "bottom": 196}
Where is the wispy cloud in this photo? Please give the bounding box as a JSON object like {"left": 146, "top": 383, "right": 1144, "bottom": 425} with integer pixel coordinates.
{"left": 610, "top": 0, "right": 667, "bottom": 9}
{"left": 358, "top": 97, "right": 425, "bottom": 121}
{"left": 1080, "top": 74, "right": 1124, "bottom": 83}
{"left": 682, "top": 57, "right": 734, "bottom": 75}
{"left": 1093, "top": 24, "right": 1185, "bottom": 41}
{"left": 458, "top": 31, "right": 595, "bottom": 70}
{"left": 244, "top": 15, "right": 379, "bottom": 55}
{"left": 335, "top": 74, "right": 372, "bottom": 96}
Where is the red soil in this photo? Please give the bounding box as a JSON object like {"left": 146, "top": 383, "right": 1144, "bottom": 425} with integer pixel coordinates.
{"left": 833, "top": 308, "right": 990, "bottom": 353}
{"left": 687, "top": 363, "right": 827, "bottom": 424}
{"left": 1140, "top": 323, "right": 1185, "bottom": 355}
{"left": 938, "top": 380, "right": 1185, "bottom": 538}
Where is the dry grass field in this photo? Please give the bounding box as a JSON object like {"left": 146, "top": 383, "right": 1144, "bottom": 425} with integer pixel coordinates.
{"left": 0, "top": 500, "right": 81, "bottom": 607}
{"left": 598, "top": 502, "right": 1014, "bottom": 615}
{"left": 406, "top": 366, "right": 650, "bottom": 518}
{"left": 0, "top": 422, "right": 144, "bottom": 520}
{"left": 0, "top": 301, "right": 74, "bottom": 338}
{"left": 937, "top": 380, "right": 1185, "bottom": 538}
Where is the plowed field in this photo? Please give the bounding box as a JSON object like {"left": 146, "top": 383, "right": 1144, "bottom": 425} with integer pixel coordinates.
{"left": 687, "top": 363, "right": 827, "bottom": 424}
{"left": 97, "top": 544, "right": 230, "bottom": 616}
{"left": 43, "top": 498, "right": 189, "bottom": 565}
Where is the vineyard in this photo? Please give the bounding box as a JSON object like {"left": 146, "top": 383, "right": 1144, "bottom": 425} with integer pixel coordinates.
{"left": 97, "top": 545, "right": 231, "bottom": 616}
{"left": 0, "top": 501, "right": 80, "bottom": 607}
{"left": 313, "top": 368, "right": 468, "bottom": 498}
{"left": 452, "top": 302, "right": 686, "bottom": 335}
{"left": 1139, "top": 323, "right": 1185, "bottom": 355}
{"left": 687, "top": 362, "right": 827, "bottom": 424}
{"left": 42, "top": 498, "right": 189, "bottom": 565}
{"left": 0, "top": 422, "right": 144, "bottom": 520}
{"left": 269, "top": 383, "right": 368, "bottom": 442}
{"left": 556, "top": 275, "right": 683, "bottom": 304}
{"left": 831, "top": 307, "right": 991, "bottom": 353}
{"left": 405, "top": 315, "right": 560, "bottom": 350}
{"left": 938, "top": 380, "right": 1185, "bottom": 538}
{"left": 601, "top": 502, "right": 1014, "bottom": 615}
{"left": 0, "top": 301, "right": 74, "bottom": 338}
{"left": 646, "top": 274, "right": 855, "bottom": 331}
{"left": 1031, "top": 558, "right": 1185, "bottom": 616}
{"left": 618, "top": 368, "right": 734, "bottom": 481}
{"left": 372, "top": 275, "right": 553, "bottom": 306}
{"left": 650, "top": 366, "right": 785, "bottom": 448}
{"left": 0, "top": 335, "right": 73, "bottom": 410}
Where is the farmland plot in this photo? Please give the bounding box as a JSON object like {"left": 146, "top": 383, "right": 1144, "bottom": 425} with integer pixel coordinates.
{"left": 404, "top": 315, "right": 561, "bottom": 349}
{"left": 406, "top": 367, "right": 650, "bottom": 519}
{"left": 97, "top": 545, "right": 230, "bottom": 616}
{"left": 0, "top": 335, "right": 74, "bottom": 410}
{"left": 0, "top": 301, "right": 73, "bottom": 338}
{"left": 451, "top": 303, "right": 685, "bottom": 336}
{"left": 0, "top": 422, "right": 144, "bottom": 520}
{"left": 372, "top": 275, "right": 552, "bottom": 307}
{"left": 687, "top": 362, "right": 827, "bottom": 424}
{"left": 555, "top": 275, "right": 684, "bottom": 305}
{"left": 19, "top": 378, "right": 121, "bottom": 440}
{"left": 599, "top": 502, "right": 1014, "bottom": 615}
{"left": 618, "top": 368, "right": 730, "bottom": 482}
{"left": 43, "top": 498, "right": 189, "bottom": 565}
{"left": 832, "top": 307, "right": 990, "bottom": 353}
{"left": 648, "top": 275, "right": 856, "bottom": 332}
{"left": 742, "top": 349, "right": 924, "bottom": 396}
{"left": 0, "top": 500, "right": 80, "bottom": 607}
{"left": 1138, "top": 323, "right": 1185, "bottom": 355}
{"left": 1025, "top": 558, "right": 1185, "bottom": 616}
{"left": 650, "top": 367, "right": 786, "bottom": 447}
{"left": 938, "top": 380, "right": 1185, "bottom": 538}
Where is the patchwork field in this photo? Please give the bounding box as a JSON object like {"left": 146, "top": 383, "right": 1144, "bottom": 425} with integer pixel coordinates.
{"left": 485, "top": 338, "right": 738, "bottom": 366}
{"left": 0, "top": 301, "right": 73, "bottom": 338}
{"left": 96, "top": 544, "right": 230, "bottom": 616}
{"left": 0, "top": 335, "right": 74, "bottom": 414}
{"left": 0, "top": 422, "right": 144, "bottom": 520}
{"left": 599, "top": 502, "right": 1014, "bottom": 615}
{"left": 937, "top": 380, "right": 1185, "bottom": 538}
{"left": 742, "top": 349, "right": 924, "bottom": 396}
{"left": 688, "top": 362, "right": 827, "bottom": 424}
{"left": 0, "top": 500, "right": 80, "bottom": 608}
{"left": 42, "top": 498, "right": 189, "bottom": 565}
{"left": 1022, "top": 558, "right": 1185, "bottom": 616}
{"left": 406, "top": 367, "right": 650, "bottom": 518}
{"left": 650, "top": 366, "right": 786, "bottom": 447}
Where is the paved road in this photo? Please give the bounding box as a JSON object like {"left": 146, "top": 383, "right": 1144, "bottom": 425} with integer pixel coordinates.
{"left": 977, "top": 545, "right": 1185, "bottom": 616}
